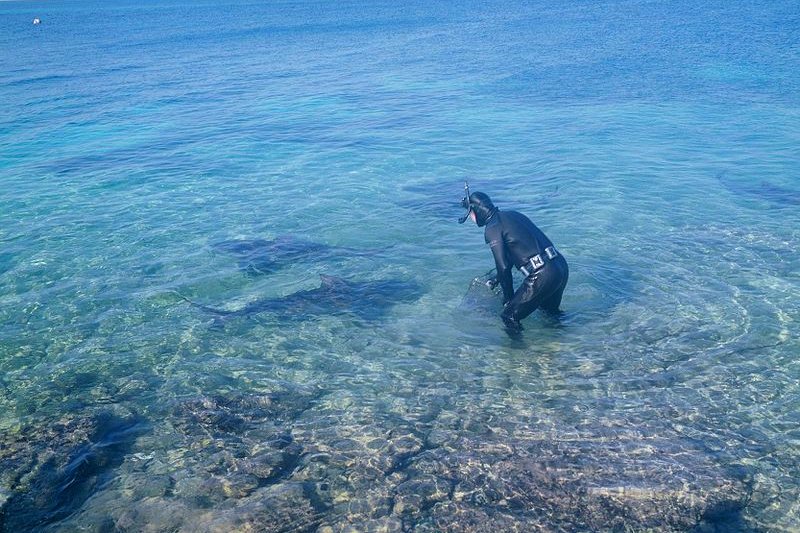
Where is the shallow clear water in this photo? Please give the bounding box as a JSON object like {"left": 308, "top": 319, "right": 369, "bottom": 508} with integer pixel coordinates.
{"left": 1, "top": 0, "right": 799, "bottom": 531}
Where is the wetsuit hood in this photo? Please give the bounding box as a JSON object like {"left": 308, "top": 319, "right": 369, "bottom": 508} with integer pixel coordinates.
{"left": 468, "top": 192, "right": 497, "bottom": 227}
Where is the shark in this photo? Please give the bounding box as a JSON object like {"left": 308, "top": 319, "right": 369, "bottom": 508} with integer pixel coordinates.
{"left": 181, "top": 274, "right": 423, "bottom": 322}
{"left": 718, "top": 172, "right": 800, "bottom": 208}
{"left": 211, "top": 235, "right": 390, "bottom": 275}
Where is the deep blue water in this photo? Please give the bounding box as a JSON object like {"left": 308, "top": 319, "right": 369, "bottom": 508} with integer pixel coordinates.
{"left": 1, "top": 1, "right": 799, "bottom": 531}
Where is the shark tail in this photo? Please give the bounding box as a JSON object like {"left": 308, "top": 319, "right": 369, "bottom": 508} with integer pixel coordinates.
{"left": 171, "top": 291, "right": 235, "bottom": 316}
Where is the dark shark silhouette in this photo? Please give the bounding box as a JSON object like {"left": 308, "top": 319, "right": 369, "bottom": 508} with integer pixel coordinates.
{"left": 211, "top": 236, "right": 390, "bottom": 275}
{"left": 718, "top": 172, "right": 800, "bottom": 208}
{"left": 181, "top": 274, "right": 423, "bottom": 322}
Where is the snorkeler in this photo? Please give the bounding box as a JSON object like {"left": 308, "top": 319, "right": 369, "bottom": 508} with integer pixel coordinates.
{"left": 459, "top": 184, "right": 569, "bottom": 333}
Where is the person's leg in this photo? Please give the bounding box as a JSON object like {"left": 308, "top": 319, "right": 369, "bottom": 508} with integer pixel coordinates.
{"left": 501, "top": 276, "right": 539, "bottom": 331}
{"left": 503, "top": 260, "right": 569, "bottom": 329}
{"left": 541, "top": 258, "right": 569, "bottom": 314}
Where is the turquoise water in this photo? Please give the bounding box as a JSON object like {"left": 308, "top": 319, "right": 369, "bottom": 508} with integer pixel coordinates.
{"left": 1, "top": 0, "right": 799, "bottom": 530}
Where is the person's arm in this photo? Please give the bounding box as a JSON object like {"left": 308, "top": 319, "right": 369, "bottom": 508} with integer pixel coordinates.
{"left": 485, "top": 226, "right": 513, "bottom": 303}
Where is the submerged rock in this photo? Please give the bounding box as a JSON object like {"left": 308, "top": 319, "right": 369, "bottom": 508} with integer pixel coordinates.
{"left": 112, "top": 481, "right": 324, "bottom": 533}
{"left": 0, "top": 409, "right": 146, "bottom": 532}
{"left": 404, "top": 434, "right": 753, "bottom": 532}
{"left": 1, "top": 380, "right": 757, "bottom": 532}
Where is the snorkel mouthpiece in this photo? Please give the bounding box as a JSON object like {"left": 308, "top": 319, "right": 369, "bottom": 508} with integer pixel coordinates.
{"left": 458, "top": 181, "right": 471, "bottom": 224}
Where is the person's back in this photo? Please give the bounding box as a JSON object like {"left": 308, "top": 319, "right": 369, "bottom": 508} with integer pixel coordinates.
{"left": 488, "top": 210, "right": 555, "bottom": 270}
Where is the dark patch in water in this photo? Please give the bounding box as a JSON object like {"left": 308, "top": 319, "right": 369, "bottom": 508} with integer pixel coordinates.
{"left": 181, "top": 274, "right": 423, "bottom": 322}
{"left": 0, "top": 412, "right": 148, "bottom": 532}
{"left": 4, "top": 73, "right": 76, "bottom": 88}
{"left": 0, "top": 253, "right": 15, "bottom": 275}
{"left": 718, "top": 172, "right": 800, "bottom": 208}
{"left": 211, "top": 235, "right": 390, "bottom": 276}
{"left": 41, "top": 139, "right": 202, "bottom": 179}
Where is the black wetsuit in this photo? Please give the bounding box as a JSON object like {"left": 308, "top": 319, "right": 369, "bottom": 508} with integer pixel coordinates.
{"left": 484, "top": 210, "right": 569, "bottom": 327}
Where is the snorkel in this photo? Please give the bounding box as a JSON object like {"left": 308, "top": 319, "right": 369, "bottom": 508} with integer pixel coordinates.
{"left": 458, "top": 181, "right": 472, "bottom": 224}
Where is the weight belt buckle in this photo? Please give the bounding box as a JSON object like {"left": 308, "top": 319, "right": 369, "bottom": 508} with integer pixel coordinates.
{"left": 520, "top": 254, "right": 544, "bottom": 277}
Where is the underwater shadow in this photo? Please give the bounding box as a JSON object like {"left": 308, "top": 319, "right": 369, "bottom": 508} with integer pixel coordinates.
{"left": 718, "top": 171, "right": 800, "bottom": 209}
{"left": 211, "top": 235, "right": 391, "bottom": 276}
{"left": 179, "top": 274, "right": 424, "bottom": 324}
{"left": 0, "top": 412, "right": 148, "bottom": 532}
